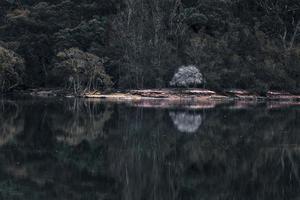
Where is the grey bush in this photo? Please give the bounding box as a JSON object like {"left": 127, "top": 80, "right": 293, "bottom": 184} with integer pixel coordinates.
{"left": 170, "top": 65, "right": 203, "bottom": 87}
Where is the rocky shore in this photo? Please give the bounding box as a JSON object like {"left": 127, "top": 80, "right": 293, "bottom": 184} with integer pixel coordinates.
{"left": 16, "top": 88, "right": 300, "bottom": 101}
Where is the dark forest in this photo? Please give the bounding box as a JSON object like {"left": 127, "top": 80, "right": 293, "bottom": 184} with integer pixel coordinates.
{"left": 0, "top": 0, "right": 300, "bottom": 94}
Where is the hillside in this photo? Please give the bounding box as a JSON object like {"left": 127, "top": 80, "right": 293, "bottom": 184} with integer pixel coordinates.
{"left": 0, "top": 0, "right": 299, "bottom": 94}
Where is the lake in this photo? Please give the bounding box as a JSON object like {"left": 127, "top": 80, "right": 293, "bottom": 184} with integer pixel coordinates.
{"left": 0, "top": 97, "right": 300, "bottom": 200}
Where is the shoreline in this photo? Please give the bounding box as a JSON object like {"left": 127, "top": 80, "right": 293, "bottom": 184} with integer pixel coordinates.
{"left": 10, "top": 88, "right": 300, "bottom": 101}
{"left": 2, "top": 88, "right": 300, "bottom": 110}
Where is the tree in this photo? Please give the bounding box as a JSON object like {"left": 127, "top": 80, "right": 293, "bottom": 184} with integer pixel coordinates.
{"left": 111, "top": 0, "right": 186, "bottom": 88}
{"left": 51, "top": 48, "right": 112, "bottom": 93}
{"left": 255, "top": 0, "right": 300, "bottom": 50}
{"left": 170, "top": 65, "right": 203, "bottom": 88}
{"left": 0, "top": 45, "right": 25, "bottom": 92}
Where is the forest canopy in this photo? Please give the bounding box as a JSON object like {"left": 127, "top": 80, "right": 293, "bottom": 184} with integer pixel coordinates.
{"left": 0, "top": 0, "right": 299, "bottom": 93}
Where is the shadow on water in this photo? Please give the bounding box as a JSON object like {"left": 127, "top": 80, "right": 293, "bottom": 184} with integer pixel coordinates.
{"left": 0, "top": 98, "right": 300, "bottom": 200}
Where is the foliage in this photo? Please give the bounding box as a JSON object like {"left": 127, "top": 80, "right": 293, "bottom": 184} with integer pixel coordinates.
{"left": 0, "top": 45, "right": 25, "bottom": 92}
{"left": 0, "top": 0, "right": 299, "bottom": 93}
{"left": 170, "top": 65, "right": 203, "bottom": 87}
{"left": 51, "top": 48, "right": 112, "bottom": 93}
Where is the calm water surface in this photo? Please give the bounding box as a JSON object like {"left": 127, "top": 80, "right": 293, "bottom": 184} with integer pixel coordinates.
{"left": 0, "top": 98, "right": 300, "bottom": 200}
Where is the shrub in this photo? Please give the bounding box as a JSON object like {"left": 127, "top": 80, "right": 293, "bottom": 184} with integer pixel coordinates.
{"left": 51, "top": 48, "right": 112, "bottom": 93}
{"left": 170, "top": 65, "right": 203, "bottom": 88}
{"left": 0, "top": 46, "right": 25, "bottom": 92}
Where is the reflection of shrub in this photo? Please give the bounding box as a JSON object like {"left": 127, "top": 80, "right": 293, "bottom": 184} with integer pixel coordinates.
{"left": 0, "top": 100, "right": 24, "bottom": 146}
{"left": 0, "top": 46, "right": 25, "bottom": 92}
{"left": 170, "top": 65, "right": 203, "bottom": 88}
{"left": 169, "top": 111, "right": 202, "bottom": 133}
{"left": 51, "top": 48, "right": 112, "bottom": 93}
{"left": 55, "top": 102, "right": 113, "bottom": 146}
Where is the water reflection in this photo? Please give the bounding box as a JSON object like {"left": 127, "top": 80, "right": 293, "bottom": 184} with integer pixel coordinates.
{"left": 53, "top": 100, "right": 113, "bottom": 145}
{"left": 0, "top": 100, "right": 24, "bottom": 146}
{"left": 169, "top": 110, "right": 202, "bottom": 133}
{"left": 0, "top": 98, "right": 299, "bottom": 200}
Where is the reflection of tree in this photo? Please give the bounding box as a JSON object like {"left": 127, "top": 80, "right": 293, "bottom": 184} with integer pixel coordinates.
{"left": 0, "top": 99, "right": 116, "bottom": 200}
{"left": 169, "top": 110, "right": 202, "bottom": 133}
{"left": 105, "top": 107, "right": 179, "bottom": 200}
{"left": 0, "top": 101, "right": 300, "bottom": 200}
{"left": 0, "top": 100, "right": 23, "bottom": 146}
{"left": 173, "top": 107, "right": 300, "bottom": 200}
{"left": 105, "top": 106, "right": 300, "bottom": 200}
{"left": 53, "top": 100, "right": 113, "bottom": 145}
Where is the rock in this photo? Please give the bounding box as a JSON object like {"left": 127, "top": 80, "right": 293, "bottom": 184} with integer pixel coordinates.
{"left": 267, "top": 91, "right": 291, "bottom": 96}
{"left": 267, "top": 91, "right": 300, "bottom": 101}
{"left": 183, "top": 89, "right": 216, "bottom": 96}
{"left": 226, "top": 89, "right": 252, "bottom": 96}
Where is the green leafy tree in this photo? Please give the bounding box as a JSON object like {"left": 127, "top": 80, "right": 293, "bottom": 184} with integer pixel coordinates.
{"left": 51, "top": 48, "right": 112, "bottom": 93}
{"left": 0, "top": 45, "right": 25, "bottom": 92}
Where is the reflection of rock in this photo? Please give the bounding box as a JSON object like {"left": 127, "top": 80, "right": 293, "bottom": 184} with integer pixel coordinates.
{"left": 169, "top": 111, "right": 202, "bottom": 133}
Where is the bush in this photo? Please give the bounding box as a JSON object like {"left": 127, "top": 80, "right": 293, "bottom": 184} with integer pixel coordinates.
{"left": 51, "top": 48, "right": 112, "bottom": 93}
{"left": 170, "top": 65, "right": 203, "bottom": 88}
{"left": 0, "top": 46, "right": 25, "bottom": 92}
